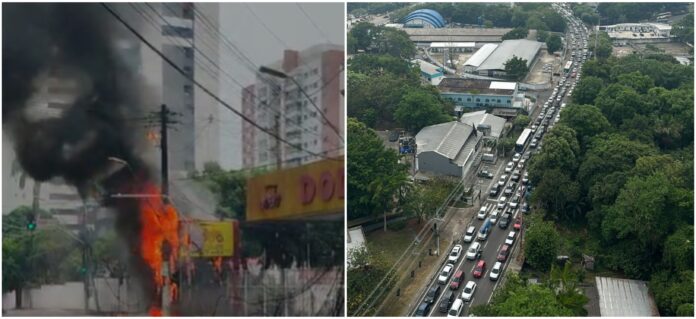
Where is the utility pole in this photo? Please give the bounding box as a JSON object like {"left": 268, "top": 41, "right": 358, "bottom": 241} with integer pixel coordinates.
{"left": 275, "top": 113, "right": 282, "bottom": 170}
{"left": 160, "top": 104, "right": 170, "bottom": 203}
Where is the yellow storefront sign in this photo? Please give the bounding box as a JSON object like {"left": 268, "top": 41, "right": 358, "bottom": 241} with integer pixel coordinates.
{"left": 246, "top": 158, "right": 344, "bottom": 221}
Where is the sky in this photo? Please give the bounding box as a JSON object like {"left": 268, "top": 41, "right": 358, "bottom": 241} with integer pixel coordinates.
{"left": 217, "top": 2, "right": 345, "bottom": 169}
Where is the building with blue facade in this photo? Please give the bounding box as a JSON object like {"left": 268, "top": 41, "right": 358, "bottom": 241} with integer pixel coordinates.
{"left": 412, "top": 59, "right": 444, "bottom": 84}
{"left": 438, "top": 78, "right": 518, "bottom": 109}
{"left": 402, "top": 9, "right": 446, "bottom": 28}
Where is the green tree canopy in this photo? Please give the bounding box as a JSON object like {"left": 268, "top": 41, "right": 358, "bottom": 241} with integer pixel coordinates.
{"left": 525, "top": 219, "right": 561, "bottom": 272}
{"left": 504, "top": 56, "right": 529, "bottom": 81}
{"left": 559, "top": 104, "right": 611, "bottom": 147}
{"left": 546, "top": 34, "right": 562, "bottom": 53}
{"left": 571, "top": 76, "right": 603, "bottom": 105}
{"left": 502, "top": 27, "right": 529, "bottom": 40}
{"left": 394, "top": 90, "right": 451, "bottom": 134}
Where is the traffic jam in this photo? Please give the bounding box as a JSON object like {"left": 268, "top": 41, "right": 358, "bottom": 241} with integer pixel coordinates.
{"left": 412, "top": 4, "right": 589, "bottom": 317}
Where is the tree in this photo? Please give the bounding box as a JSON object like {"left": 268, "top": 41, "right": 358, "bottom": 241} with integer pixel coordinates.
{"left": 484, "top": 20, "right": 493, "bottom": 28}
{"left": 525, "top": 220, "right": 561, "bottom": 272}
{"left": 536, "top": 29, "right": 549, "bottom": 42}
{"left": 571, "top": 76, "right": 603, "bottom": 105}
{"left": 616, "top": 71, "right": 654, "bottom": 94}
{"left": 549, "top": 262, "right": 589, "bottom": 316}
{"left": 194, "top": 166, "right": 251, "bottom": 220}
{"left": 558, "top": 104, "right": 611, "bottom": 147}
{"left": 650, "top": 270, "right": 695, "bottom": 316}
{"left": 672, "top": 13, "right": 694, "bottom": 44}
{"left": 502, "top": 27, "right": 529, "bottom": 40}
{"left": 588, "top": 31, "right": 613, "bottom": 59}
{"left": 527, "top": 134, "right": 579, "bottom": 184}
{"left": 471, "top": 274, "right": 574, "bottom": 316}
{"left": 677, "top": 304, "right": 694, "bottom": 317}
{"left": 594, "top": 84, "right": 645, "bottom": 126}
{"left": 513, "top": 115, "right": 530, "bottom": 130}
{"left": 349, "top": 54, "right": 418, "bottom": 79}
{"left": 662, "top": 225, "right": 693, "bottom": 273}
{"left": 531, "top": 169, "right": 580, "bottom": 222}
{"left": 347, "top": 118, "right": 409, "bottom": 225}
{"left": 347, "top": 33, "right": 358, "bottom": 54}
{"left": 504, "top": 56, "right": 529, "bottom": 81}
{"left": 545, "top": 34, "right": 562, "bottom": 53}
{"left": 401, "top": 180, "right": 451, "bottom": 223}
{"left": 372, "top": 27, "right": 416, "bottom": 59}
{"left": 348, "top": 22, "right": 376, "bottom": 52}
{"left": 394, "top": 90, "right": 450, "bottom": 134}
{"left": 497, "top": 137, "right": 516, "bottom": 157}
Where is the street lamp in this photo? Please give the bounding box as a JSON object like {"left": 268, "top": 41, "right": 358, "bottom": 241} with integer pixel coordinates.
{"left": 258, "top": 66, "right": 344, "bottom": 143}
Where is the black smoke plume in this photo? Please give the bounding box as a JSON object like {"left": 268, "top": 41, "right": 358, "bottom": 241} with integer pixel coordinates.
{"left": 3, "top": 3, "right": 157, "bottom": 307}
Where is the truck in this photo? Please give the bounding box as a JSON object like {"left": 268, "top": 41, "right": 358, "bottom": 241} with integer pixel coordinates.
{"left": 477, "top": 218, "right": 492, "bottom": 241}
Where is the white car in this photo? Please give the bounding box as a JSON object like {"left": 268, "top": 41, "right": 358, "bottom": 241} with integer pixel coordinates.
{"left": 505, "top": 231, "right": 516, "bottom": 245}
{"left": 463, "top": 225, "right": 476, "bottom": 243}
{"left": 505, "top": 161, "right": 514, "bottom": 173}
{"left": 518, "top": 158, "right": 526, "bottom": 169}
{"left": 466, "top": 242, "right": 481, "bottom": 260}
{"left": 490, "top": 262, "right": 502, "bottom": 281}
{"left": 498, "top": 175, "right": 508, "bottom": 186}
{"left": 509, "top": 195, "right": 520, "bottom": 209}
{"left": 448, "top": 245, "right": 463, "bottom": 264}
{"left": 497, "top": 196, "right": 507, "bottom": 209}
{"left": 448, "top": 299, "right": 463, "bottom": 317}
{"left": 477, "top": 206, "right": 487, "bottom": 219}
{"left": 490, "top": 210, "right": 499, "bottom": 224}
{"left": 522, "top": 172, "right": 529, "bottom": 184}
{"left": 438, "top": 264, "right": 454, "bottom": 284}
{"left": 461, "top": 281, "right": 477, "bottom": 302}
{"left": 512, "top": 153, "right": 521, "bottom": 162}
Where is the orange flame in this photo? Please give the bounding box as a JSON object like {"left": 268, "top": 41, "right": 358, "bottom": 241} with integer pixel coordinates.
{"left": 137, "top": 181, "right": 179, "bottom": 316}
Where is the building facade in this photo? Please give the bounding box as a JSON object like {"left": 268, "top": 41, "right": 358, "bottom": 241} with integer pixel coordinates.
{"left": 439, "top": 78, "right": 519, "bottom": 109}
{"left": 242, "top": 44, "right": 344, "bottom": 169}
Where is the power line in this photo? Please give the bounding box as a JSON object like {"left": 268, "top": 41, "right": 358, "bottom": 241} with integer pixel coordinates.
{"left": 295, "top": 4, "right": 334, "bottom": 45}
{"left": 101, "top": 3, "right": 340, "bottom": 163}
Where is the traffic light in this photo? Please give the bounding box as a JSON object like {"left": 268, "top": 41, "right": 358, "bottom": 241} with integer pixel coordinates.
{"left": 26, "top": 213, "right": 37, "bottom": 231}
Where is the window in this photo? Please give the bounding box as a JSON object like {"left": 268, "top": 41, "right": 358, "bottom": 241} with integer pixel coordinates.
{"left": 183, "top": 47, "right": 194, "bottom": 58}
{"left": 507, "top": 100, "right": 511, "bottom": 104}
{"left": 485, "top": 99, "right": 489, "bottom": 102}
{"left": 467, "top": 98, "right": 471, "bottom": 102}
{"left": 457, "top": 97, "right": 462, "bottom": 102}
{"left": 162, "top": 25, "right": 193, "bottom": 38}
{"left": 475, "top": 98, "right": 480, "bottom": 102}
{"left": 183, "top": 85, "right": 193, "bottom": 95}
{"left": 183, "top": 66, "right": 193, "bottom": 76}
{"left": 497, "top": 99, "right": 501, "bottom": 103}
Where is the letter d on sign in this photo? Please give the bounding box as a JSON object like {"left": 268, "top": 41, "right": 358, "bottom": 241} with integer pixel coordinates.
{"left": 300, "top": 174, "right": 316, "bottom": 205}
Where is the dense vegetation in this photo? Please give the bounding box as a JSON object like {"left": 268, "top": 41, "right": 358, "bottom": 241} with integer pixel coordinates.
{"left": 390, "top": 3, "right": 567, "bottom": 33}
{"left": 672, "top": 13, "right": 694, "bottom": 45}
{"left": 347, "top": 29, "right": 452, "bottom": 130}
{"left": 526, "top": 53, "right": 693, "bottom": 316}
{"left": 347, "top": 2, "right": 409, "bottom": 16}
{"left": 596, "top": 3, "right": 690, "bottom": 24}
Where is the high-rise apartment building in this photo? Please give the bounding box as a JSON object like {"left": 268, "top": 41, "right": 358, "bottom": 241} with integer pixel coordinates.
{"left": 242, "top": 44, "right": 344, "bottom": 169}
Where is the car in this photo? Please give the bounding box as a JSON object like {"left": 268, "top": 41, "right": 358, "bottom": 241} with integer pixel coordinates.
{"left": 463, "top": 225, "right": 476, "bottom": 243}
{"left": 530, "top": 138, "right": 538, "bottom": 148}
{"left": 450, "top": 270, "right": 464, "bottom": 290}
{"left": 509, "top": 195, "right": 520, "bottom": 209}
{"left": 466, "top": 242, "right": 481, "bottom": 260}
{"left": 415, "top": 302, "right": 431, "bottom": 316}
{"left": 447, "top": 298, "right": 464, "bottom": 317}
{"left": 388, "top": 130, "right": 400, "bottom": 142}
{"left": 448, "top": 245, "right": 463, "bottom": 264}
{"left": 522, "top": 172, "right": 529, "bottom": 184}
{"left": 477, "top": 206, "right": 488, "bottom": 220}
{"left": 517, "top": 185, "right": 527, "bottom": 198}
{"left": 514, "top": 218, "right": 523, "bottom": 231}
{"left": 497, "top": 196, "right": 507, "bottom": 209}
{"left": 499, "top": 212, "right": 511, "bottom": 229}
{"left": 505, "top": 161, "right": 514, "bottom": 173}
{"left": 472, "top": 260, "right": 486, "bottom": 278}
{"left": 521, "top": 202, "right": 529, "bottom": 214}
{"left": 512, "top": 153, "right": 521, "bottom": 162}
{"left": 504, "top": 183, "right": 515, "bottom": 196}
{"left": 505, "top": 231, "right": 516, "bottom": 245}
{"left": 424, "top": 285, "right": 442, "bottom": 304}
{"left": 518, "top": 158, "right": 526, "bottom": 169}
{"left": 438, "top": 264, "right": 454, "bottom": 284}
{"left": 489, "top": 184, "right": 500, "bottom": 197}
{"left": 490, "top": 210, "right": 499, "bottom": 224}
{"left": 498, "top": 175, "right": 508, "bottom": 187}
{"left": 497, "top": 244, "right": 511, "bottom": 262}
{"left": 511, "top": 170, "right": 521, "bottom": 182}
{"left": 461, "top": 281, "right": 477, "bottom": 302}
{"left": 478, "top": 169, "right": 494, "bottom": 179}
{"left": 490, "top": 262, "right": 502, "bottom": 281}
{"left": 439, "top": 290, "right": 456, "bottom": 313}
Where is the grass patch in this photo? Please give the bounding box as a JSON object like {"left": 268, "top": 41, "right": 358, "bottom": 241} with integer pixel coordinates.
{"left": 366, "top": 220, "right": 423, "bottom": 264}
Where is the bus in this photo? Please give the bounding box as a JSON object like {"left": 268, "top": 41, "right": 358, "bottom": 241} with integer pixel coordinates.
{"left": 564, "top": 61, "right": 573, "bottom": 73}
{"left": 515, "top": 128, "right": 533, "bottom": 153}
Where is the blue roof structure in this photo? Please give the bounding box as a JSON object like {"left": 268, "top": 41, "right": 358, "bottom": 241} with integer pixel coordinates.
{"left": 403, "top": 9, "right": 446, "bottom": 28}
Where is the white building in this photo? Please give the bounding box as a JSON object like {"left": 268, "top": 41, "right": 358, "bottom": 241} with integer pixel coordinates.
{"left": 242, "top": 44, "right": 344, "bottom": 169}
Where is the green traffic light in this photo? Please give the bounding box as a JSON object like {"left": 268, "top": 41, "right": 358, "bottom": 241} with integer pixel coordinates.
{"left": 27, "top": 222, "right": 36, "bottom": 231}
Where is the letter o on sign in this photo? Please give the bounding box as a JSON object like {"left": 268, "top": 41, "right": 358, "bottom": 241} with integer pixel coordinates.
{"left": 300, "top": 174, "right": 316, "bottom": 205}
{"left": 320, "top": 171, "right": 334, "bottom": 201}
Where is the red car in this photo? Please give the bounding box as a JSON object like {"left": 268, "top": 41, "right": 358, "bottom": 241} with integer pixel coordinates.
{"left": 450, "top": 270, "right": 464, "bottom": 290}
{"left": 472, "top": 260, "right": 486, "bottom": 278}
{"left": 513, "top": 218, "right": 522, "bottom": 231}
{"left": 497, "top": 244, "right": 510, "bottom": 262}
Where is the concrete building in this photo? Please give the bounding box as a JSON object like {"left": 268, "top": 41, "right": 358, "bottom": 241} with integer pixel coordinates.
{"left": 474, "top": 39, "right": 542, "bottom": 77}
{"left": 599, "top": 23, "right": 673, "bottom": 44}
{"left": 439, "top": 78, "right": 519, "bottom": 109}
{"left": 412, "top": 59, "right": 444, "bottom": 84}
{"left": 242, "top": 44, "right": 344, "bottom": 169}
{"left": 595, "top": 276, "right": 659, "bottom": 316}
{"left": 429, "top": 42, "right": 476, "bottom": 53}
{"left": 415, "top": 121, "right": 483, "bottom": 178}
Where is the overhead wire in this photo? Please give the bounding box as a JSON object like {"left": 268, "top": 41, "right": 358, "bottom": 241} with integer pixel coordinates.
{"left": 101, "top": 3, "right": 340, "bottom": 162}
{"left": 295, "top": 3, "right": 335, "bottom": 45}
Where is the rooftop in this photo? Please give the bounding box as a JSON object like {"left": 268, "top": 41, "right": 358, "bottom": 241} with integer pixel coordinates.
{"left": 463, "top": 43, "right": 498, "bottom": 67}
{"left": 430, "top": 42, "right": 476, "bottom": 48}
{"left": 404, "top": 27, "right": 513, "bottom": 43}
{"left": 595, "top": 276, "right": 659, "bottom": 317}
{"left": 459, "top": 110, "right": 507, "bottom": 138}
{"left": 476, "top": 39, "right": 542, "bottom": 71}
{"left": 438, "top": 78, "right": 517, "bottom": 95}
{"left": 415, "top": 121, "right": 474, "bottom": 160}
{"left": 412, "top": 59, "right": 443, "bottom": 75}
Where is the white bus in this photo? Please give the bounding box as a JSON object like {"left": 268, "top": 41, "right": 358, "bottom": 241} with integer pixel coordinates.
{"left": 515, "top": 128, "right": 533, "bottom": 153}
{"left": 564, "top": 61, "right": 573, "bottom": 73}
